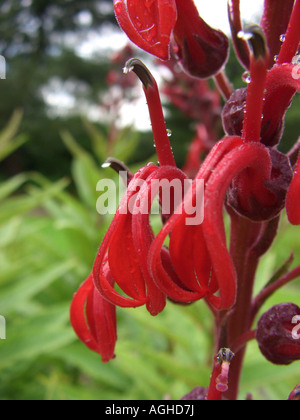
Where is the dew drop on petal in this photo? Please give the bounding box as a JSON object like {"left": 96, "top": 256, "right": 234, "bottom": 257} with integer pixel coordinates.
{"left": 280, "top": 34, "right": 286, "bottom": 43}
{"left": 274, "top": 55, "right": 279, "bottom": 63}
{"left": 242, "top": 71, "right": 251, "bottom": 84}
{"left": 292, "top": 55, "right": 300, "bottom": 65}
{"left": 167, "top": 129, "right": 172, "bottom": 137}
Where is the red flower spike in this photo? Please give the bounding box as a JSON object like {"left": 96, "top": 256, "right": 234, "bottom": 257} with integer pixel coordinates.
{"left": 228, "top": 0, "right": 250, "bottom": 69}
{"left": 114, "top": 0, "right": 177, "bottom": 60}
{"left": 260, "top": 0, "right": 294, "bottom": 69}
{"left": 173, "top": 0, "right": 229, "bottom": 78}
{"left": 286, "top": 154, "right": 300, "bottom": 225}
{"left": 70, "top": 273, "right": 117, "bottom": 363}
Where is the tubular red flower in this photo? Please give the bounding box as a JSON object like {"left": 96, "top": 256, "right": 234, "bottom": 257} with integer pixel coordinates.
{"left": 114, "top": 0, "right": 177, "bottom": 60}
{"left": 286, "top": 154, "right": 300, "bottom": 225}
{"left": 70, "top": 273, "right": 117, "bottom": 363}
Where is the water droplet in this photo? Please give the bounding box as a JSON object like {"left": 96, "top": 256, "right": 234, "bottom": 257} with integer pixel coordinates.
{"left": 242, "top": 71, "right": 251, "bottom": 84}
{"left": 280, "top": 34, "right": 286, "bottom": 43}
{"left": 274, "top": 55, "right": 279, "bottom": 63}
{"left": 292, "top": 54, "right": 300, "bottom": 65}
{"left": 167, "top": 129, "right": 172, "bottom": 137}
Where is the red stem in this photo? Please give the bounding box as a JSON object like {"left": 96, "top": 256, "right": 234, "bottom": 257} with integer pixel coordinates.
{"left": 278, "top": 0, "right": 300, "bottom": 64}
{"left": 224, "top": 216, "right": 261, "bottom": 400}
{"left": 252, "top": 265, "right": 300, "bottom": 320}
{"left": 214, "top": 70, "right": 233, "bottom": 100}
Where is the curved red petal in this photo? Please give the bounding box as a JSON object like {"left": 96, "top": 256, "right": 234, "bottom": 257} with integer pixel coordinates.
{"left": 114, "top": 0, "right": 177, "bottom": 60}
{"left": 203, "top": 142, "right": 272, "bottom": 310}
{"left": 70, "top": 275, "right": 101, "bottom": 354}
{"left": 132, "top": 166, "right": 187, "bottom": 314}
{"left": 93, "top": 166, "right": 157, "bottom": 308}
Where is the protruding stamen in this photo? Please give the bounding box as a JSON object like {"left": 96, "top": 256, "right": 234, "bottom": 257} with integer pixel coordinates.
{"left": 102, "top": 157, "right": 133, "bottom": 185}
{"left": 124, "top": 58, "right": 176, "bottom": 167}
{"left": 238, "top": 25, "right": 268, "bottom": 61}
{"left": 124, "top": 58, "right": 154, "bottom": 89}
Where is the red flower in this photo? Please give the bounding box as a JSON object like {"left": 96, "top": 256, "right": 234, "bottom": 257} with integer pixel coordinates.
{"left": 114, "top": 0, "right": 229, "bottom": 78}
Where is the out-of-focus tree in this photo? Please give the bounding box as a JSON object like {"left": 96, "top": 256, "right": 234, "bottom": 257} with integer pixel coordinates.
{"left": 0, "top": 0, "right": 120, "bottom": 179}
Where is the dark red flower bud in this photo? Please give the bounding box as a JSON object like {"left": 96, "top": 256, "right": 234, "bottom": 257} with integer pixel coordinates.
{"left": 222, "top": 88, "right": 247, "bottom": 138}
{"left": 227, "top": 148, "right": 293, "bottom": 222}
{"left": 256, "top": 303, "right": 300, "bottom": 365}
{"left": 172, "top": 0, "right": 229, "bottom": 78}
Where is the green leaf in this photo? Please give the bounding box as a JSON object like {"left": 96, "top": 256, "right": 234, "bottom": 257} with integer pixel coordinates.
{"left": 0, "top": 260, "right": 76, "bottom": 314}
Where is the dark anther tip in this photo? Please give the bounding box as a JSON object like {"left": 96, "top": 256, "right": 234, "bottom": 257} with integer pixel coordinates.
{"left": 238, "top": 25, "right": 268, "bottom": 60}
{"left": 102, "top": 157, "right": 133, "bottom": 184}
{"left": 123, "top": 58, "right": 154, "bottom": 88}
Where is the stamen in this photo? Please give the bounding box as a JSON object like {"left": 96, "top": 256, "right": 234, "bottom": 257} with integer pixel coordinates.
{"left": 240, "top": 26, "right": 269, "bottom": 143}
{"left": 102, "top": 157, "right": 133, "bottom": 185}
{"left": 124, "top": 58, "right": 176, "bottom": 167}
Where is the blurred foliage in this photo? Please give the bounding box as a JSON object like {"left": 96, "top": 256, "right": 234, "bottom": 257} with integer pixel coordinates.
{"left": 0, "top": 113, "right": 299, "bottom": 401}
{"left": 0, "top": 0, "right": 118, "bottom": 179}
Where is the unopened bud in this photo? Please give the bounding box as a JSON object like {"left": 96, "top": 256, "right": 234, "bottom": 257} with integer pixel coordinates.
{"left": 257, "top": 303, "right": 300, "bottom": 365}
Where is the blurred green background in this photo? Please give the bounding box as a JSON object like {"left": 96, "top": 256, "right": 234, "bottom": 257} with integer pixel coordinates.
{"left": 0, "top": 0, "right": 299, "bottom": 401}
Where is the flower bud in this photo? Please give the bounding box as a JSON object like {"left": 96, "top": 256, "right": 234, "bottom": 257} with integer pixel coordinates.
{"left": 256, "top": 303, "right": 300, "bottom": 365}
{"left": 227, "top": 148, "right": 293, "bottom": 222}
